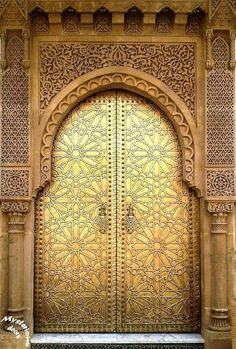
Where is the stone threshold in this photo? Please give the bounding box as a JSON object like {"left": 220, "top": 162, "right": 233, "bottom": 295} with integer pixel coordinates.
{"left": 31, "top": 333, "right": 204, "bottom": 344}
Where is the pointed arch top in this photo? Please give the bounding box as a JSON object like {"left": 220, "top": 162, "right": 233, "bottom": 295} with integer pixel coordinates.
{"left": 38, "top": 66, "right": 198, "bottom": 190}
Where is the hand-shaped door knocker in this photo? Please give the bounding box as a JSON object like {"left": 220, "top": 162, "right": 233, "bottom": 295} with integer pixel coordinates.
{"left": 125, "top": 204, "right": 137, "bottom": 233}
{"left": 97, "top": 205, "right": 108, "bottom": 234}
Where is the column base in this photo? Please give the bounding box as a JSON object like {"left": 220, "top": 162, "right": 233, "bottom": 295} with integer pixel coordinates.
{"left": 204, "top": 329, "right": 232, "bottom": 349}
{"left": 208, "top": 308, "right": 231, "bottom": 332}
{"left": 3, "top": 310, "right": 24, "bottom": 331}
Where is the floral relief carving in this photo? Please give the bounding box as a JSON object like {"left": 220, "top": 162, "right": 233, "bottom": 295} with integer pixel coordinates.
{"left": 0, "top": 169, "right": 30, "bottom": 198}
{"left": 1, "top": 201, "right": 29, "bottom": 213}
{"left": 40, "top": 43, "right": 196, "bottom": 118}
{"left": 206, "top": 36, "right": 234, "bottom": 165}
{"left": 1, "top": 33, "right": 29, "bottom": 164}
{"left": 208, "top": 201, "right": 234, "bottom": 213}
{"left": 206, "top": 170, "right": 235, "bottom": 197}
{"left": 40, "top": 72, "right": 195, "bottom": 188}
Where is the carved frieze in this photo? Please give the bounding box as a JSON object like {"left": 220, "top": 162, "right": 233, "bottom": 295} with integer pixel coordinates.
{"left": 124, "top": 7, "right": 143, "bottom": 33}
{"left": 1, "top": 201, "right": 29, "bottom": 213}
{"left": 206, "top": 169, "right": 235, "bottom": 197}
{"left": 40, "top": 43, "right": 196, "bottom": 118}
{"left": 27, "top": 1, "right": 208, "bottom": 14}
{"left": 208, "top": 201, "right": 234, "bottom": 213}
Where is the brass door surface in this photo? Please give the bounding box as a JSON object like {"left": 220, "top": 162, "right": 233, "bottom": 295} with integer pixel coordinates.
{"left": 35, "top": 90, "right": 200, "bottom": 333}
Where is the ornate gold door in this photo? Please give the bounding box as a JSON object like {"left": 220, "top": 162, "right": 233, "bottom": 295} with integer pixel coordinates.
{"left": 35, "top": 91, "right": 200, "bottom": 333}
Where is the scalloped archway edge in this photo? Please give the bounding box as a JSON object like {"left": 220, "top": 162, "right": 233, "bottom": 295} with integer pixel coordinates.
{"left": 39, "top": 67, "right": 197, "bottom": 188}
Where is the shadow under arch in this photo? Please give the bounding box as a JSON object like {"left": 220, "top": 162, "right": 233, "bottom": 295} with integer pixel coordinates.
{"left": 36, "top": 66, "right": 199, "bottom": 191}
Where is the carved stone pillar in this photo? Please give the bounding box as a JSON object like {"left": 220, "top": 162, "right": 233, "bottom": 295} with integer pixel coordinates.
{"left": 206, "top": 29, "right": 214, "bottom": 70}
{"left": 1, "top": 201, "right": 29, "bottom": 329}
{"left": 22, "top": 29, "right": 30, "bottom": 69}
{"left": 0, "top": 29, "right": 7, "bottom": 69}
{"left": 208, "top": 201, "right": 233, "bottom": 332}
{"left": 229, "top": 30, "right": 236, "bottom": 70}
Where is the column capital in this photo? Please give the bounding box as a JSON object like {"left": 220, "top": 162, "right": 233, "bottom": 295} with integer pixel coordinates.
{"left": 208, "top": 201, "right": 234, "bottom": 214}
{"left": 1, "top": 201, "right": 30, "bottom": 214}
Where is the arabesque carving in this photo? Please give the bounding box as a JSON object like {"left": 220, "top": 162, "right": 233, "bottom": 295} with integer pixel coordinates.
{"left": 40, "top": 70, "right": 195, "bottom": 188}
{"left": 208, "top": 201, "right": 234, "bottom": 213}
{"left": 1, "top": 201, "right": 29, "bottom": 213}
{"left": 40, "top": 43, "right": 196, "bottom": 118}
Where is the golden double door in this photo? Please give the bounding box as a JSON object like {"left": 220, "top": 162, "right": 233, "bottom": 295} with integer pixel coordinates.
{"left": 35, "top": 90, "right": 200, "bottom": 333}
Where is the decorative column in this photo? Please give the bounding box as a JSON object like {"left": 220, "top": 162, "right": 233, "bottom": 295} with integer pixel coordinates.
{"left": 206, "top": 29, "right": 214, "bottom": 70}
{"left": 22, "top": 29, "right": 30, "bottom": 69}
{"left": 1, "top": 201, "right": 29, "bottom": 329}
{"left": 208, "top": 202, "right": 233, "bottom": 332}
{"left": 229, "top": 30, "right": 236, "bottom": 70}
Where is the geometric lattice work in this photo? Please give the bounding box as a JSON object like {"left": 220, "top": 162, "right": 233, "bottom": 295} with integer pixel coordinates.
{"left": 1, "top": 33, "right": 29, "bottom": 164}
{"left": 206, "top": 36, "right": 234, "bottom": 165}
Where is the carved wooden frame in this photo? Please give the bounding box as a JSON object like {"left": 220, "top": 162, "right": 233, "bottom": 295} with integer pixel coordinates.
{"left": 37, "top": 66, "right": 199, "bottom": 191}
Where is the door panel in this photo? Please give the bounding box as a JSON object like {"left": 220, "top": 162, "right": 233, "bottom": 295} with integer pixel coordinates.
{"left": 116, "top": 91, "right": 200, "bottom": 332}
{"left": 35, "top": 92, "right": 117, "bottom": 332}
{"left": 35, "top": 90, "right": 200, "bottom": 333}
